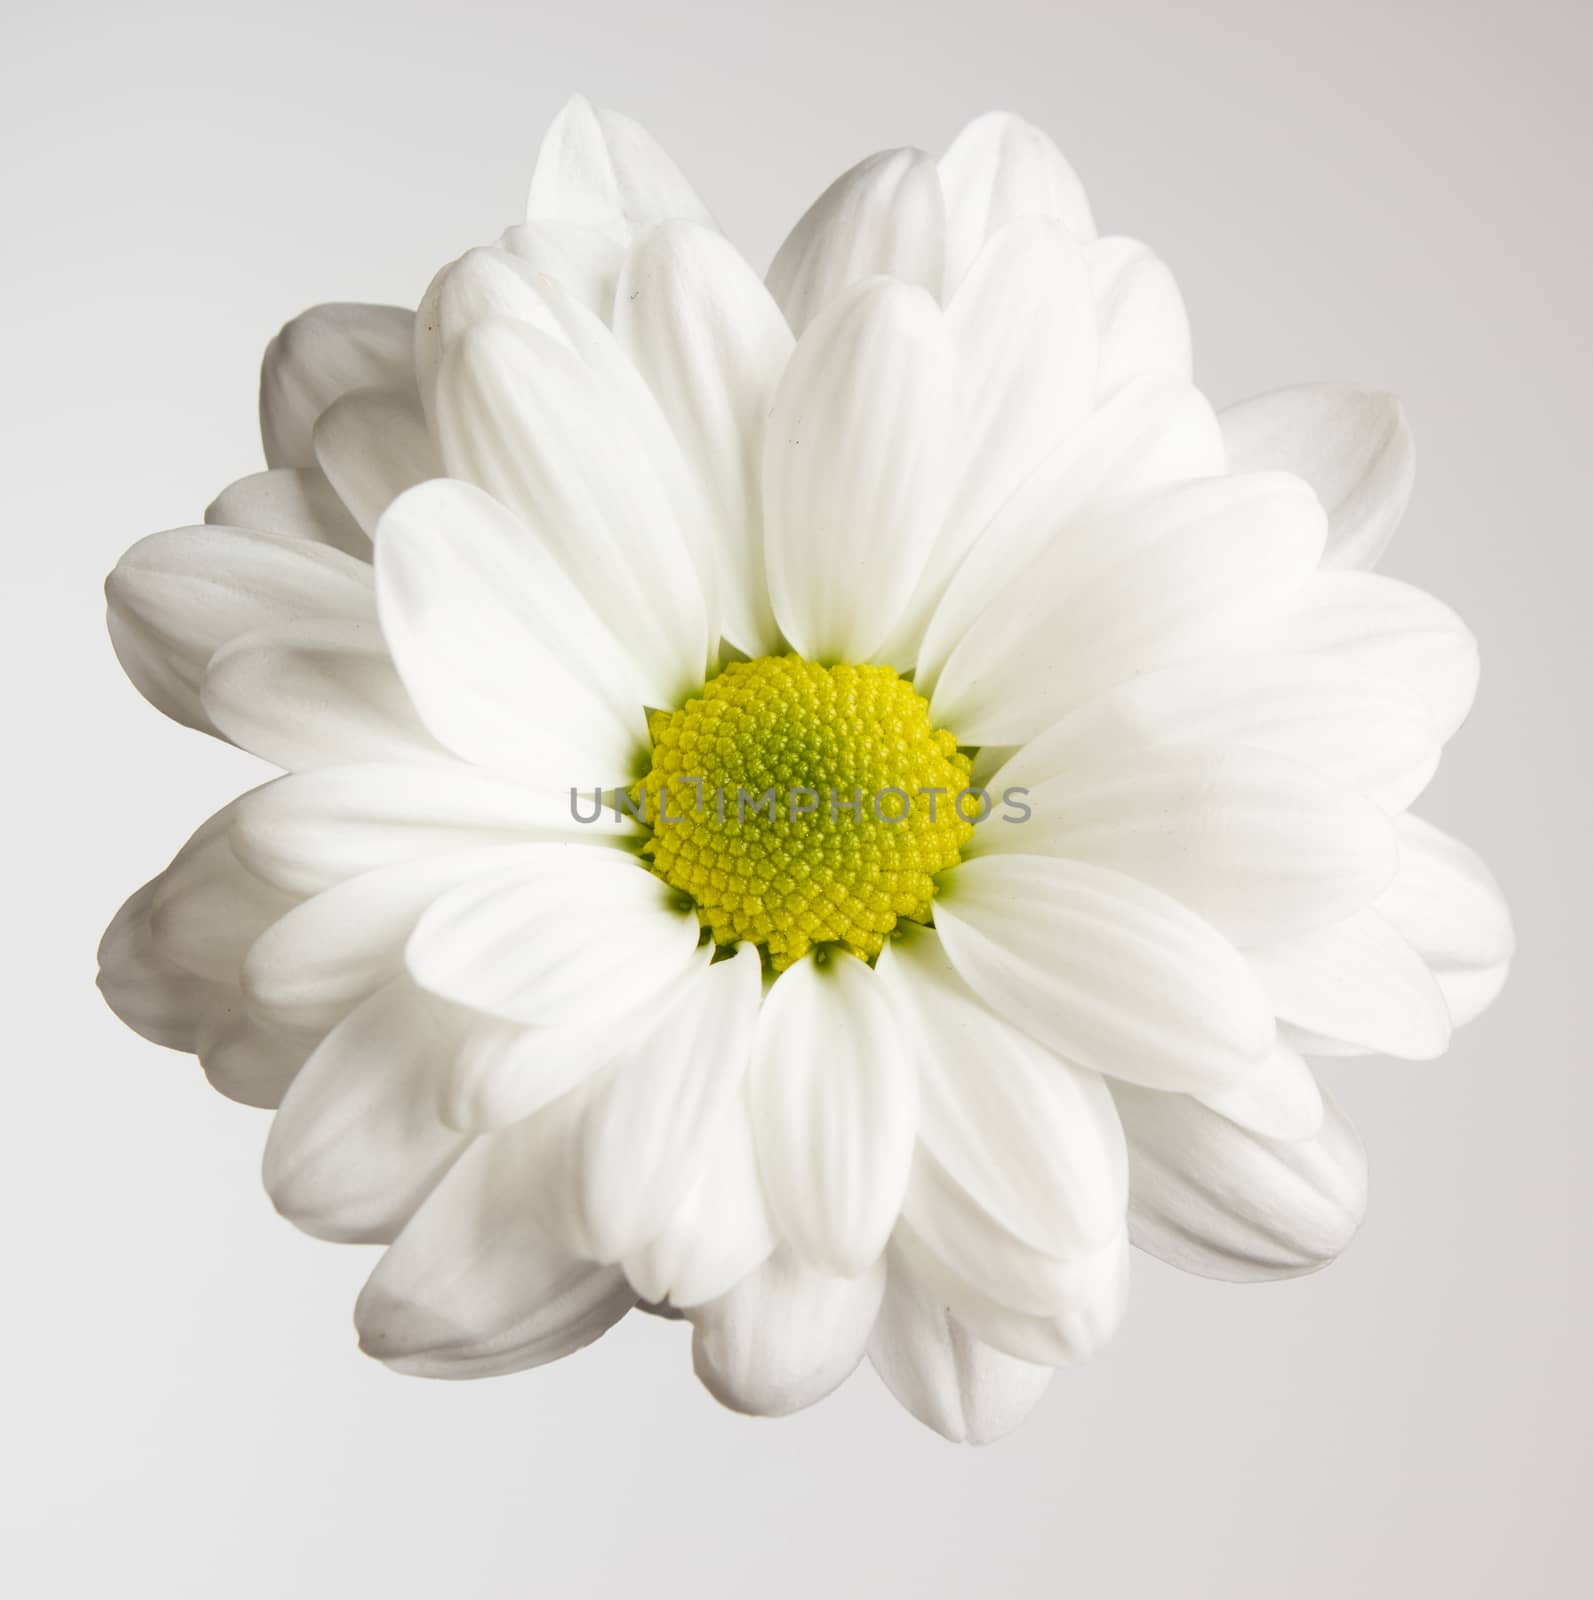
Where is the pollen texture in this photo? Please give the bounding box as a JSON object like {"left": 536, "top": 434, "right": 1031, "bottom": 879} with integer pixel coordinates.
{"left": 635, "top": 655, "right": 974, "bottom": 969}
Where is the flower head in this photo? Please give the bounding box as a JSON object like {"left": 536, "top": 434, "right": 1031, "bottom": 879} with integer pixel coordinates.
{"left": 99, "top": 95, "right": 1512, "bottom": 1442}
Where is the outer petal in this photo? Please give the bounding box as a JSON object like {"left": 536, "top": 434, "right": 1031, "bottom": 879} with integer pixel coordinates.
{"left": 98, "top": 876, "right": 223, "bottom": 1052}
{"left": 433, "top": 321, "right": 709, "bottom": 704}
{"left": 312, "top": 386, "right": 442, "bottom": 538}
{"left": 1088, "top": 236, "right": 1192, "bottom": 393}
{"left": 762, "top": 279, "right": 957, "bottom": 662}
{"left": 1376, "top": 813, "right": 1514, "bottom": 1027}
{"left": 497, "top": 220, "right": 625, "bottom": 321}
{"left": 938, "top": 111, "right": 1095, "bottom": 294}
{"left": 375, "top": 478, "right": 651, "bottom": 784}
{"left": 260, "top": 303, "right": 415, "bottom": 468}
{"left": 262, "top": 978, "right": 471, "bottom": 1243}
{"left": 686, "top": 1249, "right": 886, "bottom": 1417}
{"left": 205, "top": 468, "right": 367, "bottom": 557}
{"left": 202, "top": 616, "right": 444, "bottom": 772}
{"left": 193, "top": 1002, "right": 315, "bottom": 1109}
{"left": 934, "top": 854, "right": 1275, "bottom": 1094}
{"left": 1195, "top": 1042, "right": 1325, "bottom": 1142}
{"left": 526, "top": 94, "right": 714, "bottom": 240}
{"left": 749, "top": 953, "right": 917, "bottom": 1276}
{"left": 1270, "top": 571, "right": 1478, "bottom": 742}
{"left": 914, "top": 374, "right": 1224, "bottom": 697}
{"left": 106, "top": 525, "right": 374, "bottom": 734}
{"left": 614, "top": 221, "right": 793, "bottom": 656}
{"left": 1113, "top": 1082, "right": 1367, "bottom": 1281}
{"left": 972, "top": 743, "right": 1399, "bottom": 945}
{"left": 932, "top": 472, "right": 1326, "bottom": 745}
{"left": 1221, "top": 384, "right": 1414, "bottom": 571}
{"left": 766, "top": 149, "right": 945, "bottom": 336}
{"left": 405, "top": 847, "right": 702, "bottom": 1027}
{"left": 868, "top": 1250, "right": 1053, "bottom": 1443}
{"left": 1248, "top": 909, "right": 1452, "bottom": 1060}
{"left": 356, "top": 1126, "right": 635, "bottom": 1379}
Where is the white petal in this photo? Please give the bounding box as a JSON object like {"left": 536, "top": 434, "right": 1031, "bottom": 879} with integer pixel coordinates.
{"left": 202, "top": 616, "right": 443, "bottom": 772}
{"left": 106, "top": 525, "right": 374, "bottom": 733}
{"left": 686, "top": 1249, "right": 885, "bottom": 1417}
{"left": 622, "top": 1094, "right": 776, "bottom": 1309}
{"left": 375, "top": 477, "right": 651, "bottom": 784}
{"left": 1249, "top": 909, "right": 1452, "bottom": 1060}
{"left": 312, "top": 386, "right": 441, "bottom": 538}
{"left": 526, "top": 94, "right": 714, "bottom": 239}
{"left": 1195, "top": 1041, "right": 1325, "bottom": 1141}
{"left": 405, "top": 847, "right": 701, "bottom": 1027}
{"left": 573, "top": 945, "right": 763, "bottom": 1261}
{"left": 1271, "top": 571, "right": 1478, "bottom": 742}
{"left": 232, "top": 763, "right": 625, "bottom": 898}
{"left": 885, "top": 218, "right": 1098, "bottom": 659}
{"left": 194, "top": 1001, "right": 315, "bottom": 1109}
{"left": 974, "top": 743, "right": 1399, "bottom": 945}
{"left": 875, "top": 928, "right": 1125, "bottom": 1256}
{"left": 205, "top": 468, "right": 368, "bottom": 557}
{"left": 1221, "top": 384, "right": 1414, "bottom": 571}
{"left": 498, "top": 220, "right": 626, "bottom": 321}
{"left": 262, "top": 978, "right": 470, "bottom": 1242}
{"left": 914, "top": 374, "right": 1224, "bottom": 696}
{"left": 938, "top": 111, "right": 1095, "bottom": 294}
{"left": 932, "top": 472, "right": 1326, "bottom": 745}
{"left": 98, "top": 877, "right": 224, "bottom": 1052}
{"left": 356, "top": 1126, "right": 635, "bottom": 1378}
{"left": 935, "top": 854, "right": 1275, "bottom": 1093}
{"left": 1376, "top": 813, "right": 1513, "bottom": 1026}
{"left": 440, "top": 1012, "right": 620, "bottom": 1134}
{"left": 762, "top": 278, "right": 957, "bottom": 662}
{"left": 260, "top": 303, "right": 415, "bottom": 468}
{"left": 766, "top": 149, "right": 945, "bottom": 335}
{"left": 432, "top": 321, "right": 709, "bottom": 704}
{"left": 241, "top": 847, "right": 533, "bottom": 1034}
{"left": 1113, "top": 1082, "right": 1367, "bottom": 1281}
{"left": 991, "top": 652, "right": 1440, "bottom": 816}
{"left": 613, "top": 221, "right": 793, "bottom": 656}
{"left": 1088, "top": 236, "right": 1192, "bottom": 393}
{"left": 868, "top": 1252, "right": 1053, "bottom": 1443}
{"left": 750, "top": 952, "right": 917, "bottom": 1275}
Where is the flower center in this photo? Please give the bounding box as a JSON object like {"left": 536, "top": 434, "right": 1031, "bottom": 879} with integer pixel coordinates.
{"left": 635, "top": 654, "right": 974, "bottom": 969}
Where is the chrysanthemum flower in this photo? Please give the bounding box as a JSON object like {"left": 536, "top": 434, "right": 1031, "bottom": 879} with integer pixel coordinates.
{"left": 99, "top": 96, "right": 1512, "bottom": 1443}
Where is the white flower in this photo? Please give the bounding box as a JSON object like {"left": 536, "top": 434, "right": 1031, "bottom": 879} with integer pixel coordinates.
{"left": 99, "top": 95, "right": 1512, "bottom": 1444}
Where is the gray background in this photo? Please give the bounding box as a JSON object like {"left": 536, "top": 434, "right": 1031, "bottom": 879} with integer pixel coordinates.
{"left": 5, "top": 0, "right": 1588, "bottom": 1594}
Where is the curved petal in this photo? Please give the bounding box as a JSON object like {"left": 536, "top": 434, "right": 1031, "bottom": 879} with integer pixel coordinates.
{"left": 868, "top": 1252, "right": 1053, "bottom": 1443}
{"left": 432, "top": 321, "right": 709, "bottom": 703}
{"left": 405, "top": 846, "right": 701, "bottom": 1027}
{"left": 938, "top": 111, "right": 1094, "bottom": 294}
{"left": 1376, "top": 813, "right": 1514, "bottom": 1027}
{"left": 205, "top": 468, "right": 368, "bottom": 558}
{"left": 762, "top": 278, "right": 957, "bottom": 662}
{"left": 1248, "top": 908, "right": 1452, "bottom": 1060}
{"left": 749, "top": 952, "right": 917, "bottom": 1276}
{"left": 914, "top": 374, "right": 1224, "bottom": 696}
{"left": 106, "top": 525, "right": 374, "bottom": 734}
{"left": 1195, "top": 1041, "right": 1325, "bottom": 1142}
{"left": 202, "top": 616, "right": 444, "bottom": 772}
{"left": 263, "top": 978, "right": 470, "bottom": 1243}
{"left": 613, "top": 221, "right": 793, "bottom": 656}
{"left": 765, "top": 149, "right": 945, "bottom": 335}
{"left": 527, "top": 93, "right": 714, "bottom": 240}
{"left": 1088, "top": 236, "right": 1192, "bottom": 393}
{"left": 497, "top": 220, "right": 625, "bottom": 321}
{"left": 232, "top": 763, "right": 624, "bottom": 898}
{"left": 98, "top": 876, "right": 225, "bottom": 1052}
{"left": 260, "top": 303, "right": 415, "bottom": 468}
{"left": 973, "top": 743, "right": 1399, "bottom": 945}
{"left": 686, "top": 1249, "right": 885, "bottom": 1417}
{"left": 875, "top": 927, "right": 1126, "bottom": 1257}
{"left": 375, "top": 478, "right": 651, "bottom": 784}
{"left": 356, "top": 1125, "right": 635, "bottom": 1379}
{"left": 935, "top": 854, "right": 1275, "bottom": 1094}
{"left": 312, "top": 386, "right": 442, "bottom": 538}
{"left": 193, "top": 1003, "right": 315, "bottom": 1109}
{"left": 1113, "top": 1082, "right": 1367, "bottom": 1281}
{"left": 1270, "top": 571, "right": 1478, "bottom": 742}
{"left": 1221, "top": 384, "right": 1414, "bottom": 571}
{"left": 932, "top": 472, "right": 1326, "bottom": 745}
